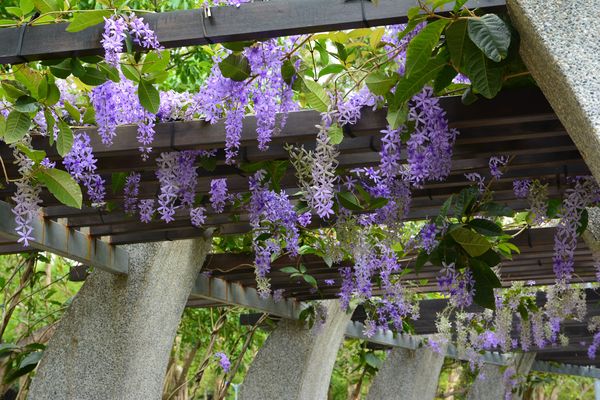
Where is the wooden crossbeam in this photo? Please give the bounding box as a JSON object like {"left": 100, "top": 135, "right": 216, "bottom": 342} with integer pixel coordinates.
{"left": 0, "top": 0, "right": 506, "bottom": 65}
{"left": 0, "top": 200, "right": 128, "bottom": 274}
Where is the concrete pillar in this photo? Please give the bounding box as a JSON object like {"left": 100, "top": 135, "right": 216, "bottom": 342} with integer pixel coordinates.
{"left": 507, "top": 1, "right": 600, "bottom": 182}
{"left": 366, "top": 342, "right": 447, "bottom": 400}
{"left": 583, "top": 207, "right": 600, "bottom": 253}
{"left": 467, "top": 353, "right": 536, "bottom": 400}
{"left": 28, "top": 237, "right": 212, "bottom": 400}
{"left": 239, "top": 300, "right": 353, "bottom": 400}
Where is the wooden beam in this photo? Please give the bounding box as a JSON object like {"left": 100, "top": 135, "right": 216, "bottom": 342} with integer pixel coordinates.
{"left": 0, "top": 200, "right": 128, "bottom": 274}
{"left": 0, "top": 0, "right": 506, "bottom": 65}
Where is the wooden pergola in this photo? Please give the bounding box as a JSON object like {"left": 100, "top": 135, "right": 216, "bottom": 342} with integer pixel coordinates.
{"left": 1, "top": 0, "right": 599, "bottom": 379}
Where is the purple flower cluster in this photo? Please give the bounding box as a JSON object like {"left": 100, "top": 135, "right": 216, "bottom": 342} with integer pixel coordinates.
{"left": 214, "top": 352, "right": 231, "bottom": 373}
{"left": 101, "top": 15, "right": 161, "bottom": 67}
{"left": 553, "top": 177, "right": 599, "bottom": 282}
{"left": 209, "top": 178, "right": 229, "bottom": 213}
{"left": 437, "top": 263, "right": 475, "bottom": 308}
{"left": 248, "top": 172, "right": 300, "bottom": 283}
{"left": 513, "top": 179, "right": 531, "bottom": 198}
{"left": 489, "top": 155, "right": 508, "bottom": 179}
{"left": 189, "top": 39, "right": 296, "bottom": 164}
{"left": 123, "top": 172, "right": 141, "bottom": 214}
{"left": 418, "top": 223, "right": 438, "bottom": 254}
{"left": 190, "top": 207, "right": 207, "bottom": 227}
{"left": 155, "top": 151, "right": 201, "bottom": 222}
{"left": 63, "top": 133, "right": 106, "bottom": 204}
{"left": 406, "top": 87, "right": 458, "bottom": 185}
{"left": 12, "top": 179, "right": 41, "bottom": 246}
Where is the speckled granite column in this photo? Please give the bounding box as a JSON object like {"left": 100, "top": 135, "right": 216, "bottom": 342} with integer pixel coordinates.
{"left": 239, "top": 300, "right": 353, "bottom": 400}
{"left": 507, "top": 0, "right": 600, "bottom": 181}
{"left": 467, "top": 353, "right": 536, "bottom": 400}
{"left": 583, "top": 207, "right": 600, "bottom": 254}
{"left": 28, "top": 238, "right": 212, "bottom": 400}
{"left": 366, "top": 342, "right": 447, "bottom": 400}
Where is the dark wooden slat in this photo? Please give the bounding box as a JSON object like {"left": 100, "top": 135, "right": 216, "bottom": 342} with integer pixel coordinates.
{"left": 0, "top": 0, "right": 506, "bottom": 65}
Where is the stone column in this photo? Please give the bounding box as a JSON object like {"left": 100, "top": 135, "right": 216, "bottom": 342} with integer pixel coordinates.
{"left": 467, "top": 353, "right": 536, "bottom": 400}
{"left": 239, "top": 300, "right": 353, "bottom": 400}
{"left": 507, "top": 0, "right": 600, "bottom": 181}
{"left": 366, "top": 341, "right": 447, "bottom": 400}
{"left": 28, "top": 237, "right": 212, "bottom": 400}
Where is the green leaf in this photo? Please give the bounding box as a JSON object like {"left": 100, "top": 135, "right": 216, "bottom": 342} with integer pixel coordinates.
{"left": 328, "top": 124, "right": 343, "bottom": 145}
{"left": 98, "top": 62, "right": 120, "bottom": 83}
{"left": 461, "top": 86, "right": 478, "bottom": 105}
{"left": 467, "top": 14, "right": 511, "bottom": 62}
{"left": 454, "top": 187, "right": 478, "bottom": 218}
{"left": 6, "top": 7, "right": 23, "bottom": 17}
{"left": 318, "top": 64, "right": 345, "bottom": 78}
{"left": 365, "top": 353, "right": 382, "bottom": 369}
{"left": 480, "top": 202, "right": 514, "bottom": 217}
{"left": 303, "top": 274, "right": 318, "bottom": 288}
{"left": 468, "top": 218, "right": 503, "bottom": 237}
{"left": 49, "top": 59, "right": 71, "bottom": 79}
{"left": 66, "top": 10, "right": 112, "bottom": 32}
{"left": 79, "top": 67, "right": 107, "bottom": 86}
{"left": 33, "top": 0, "right": 59, "bottom": 13}
{"left": 445, "top": 19, "right": 469, "bottom": 69}
{"left": 222, "top": 41, "right": 255, "bottom": 52}
{"left": 450, "top": 227, "right": 491, "bottom": 257}
{"left": 433, "top": 64, "right": 458, "bottom": 93}
{"left": 280, "top": 266, "right": 299, "bottom": 274}
{"left": 4, "top": 351, "right": 43, "bottom": 384}
{"left": 365, "top": 71, "right": 398, "bottom": 96}
{"left": 0, "top": 343, "right": 19, "bottom": 359}
{"left": 462, "top": 38, "right": 504, "bottom": 98}
{"left": 218, "top": 53, "right": 251, "bottom": 82}
{"left": 121, "top": 65, "right": 140, "bottom": 82}
{"left": 386, "top": 104, "right": 408, "bottom": 130}
{"left": 20, "top": 0, "right": 35, "bottom": 14}
{"left": 337, "top": 191, "right": 363, "bottom": 211}
{"left": 475, "top": 249, "right": 501, "bottom": 268}
{"left": 137, "top": 80, "right": 160, "bottom": 114}
{"left": 281, "top": 60, "right": 296, "bottom": 85}
{"left": 142, "top": 50, "right": 171, "bottom": 74}
{"left": 302, "top": 78, "right": 330, "bottom": 112}
{"left": 111, "top": 172, "right": 127, "bottom": 194}
{"left": 1, "top": 80, "right": 29, "bottom": 99}
{"left": 63, "top": 101, "right": 81, "bottom": 123}
{"left": 5, "top": 111, "right": 31, "bottom": 144}
{"left": 56, "top": 121, "right": 73, "bottom": 157}
{"left": 546, "top": 198, "right": 562, "bottom": 219}
{"left": 14, "top": 96, "right": 39, "bottom": 113}
{"left": 405, "top": 19, "right": 449, "bottom": 78}
{"left": 16, "top": 144, "right": 46, "bottom": 164}
{"left": 470, "top": 259, "right": 501, "bottom": 309}
{"left": 35, "top": 168, "right": 82, "bottom": 209}
{"left": 393, "top": 52, "right": 449, "bottom": 104}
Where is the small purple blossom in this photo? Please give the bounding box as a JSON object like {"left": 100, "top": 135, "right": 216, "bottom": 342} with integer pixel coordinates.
{"left": 214, "top": 352, "right": 231, "bottom": 373}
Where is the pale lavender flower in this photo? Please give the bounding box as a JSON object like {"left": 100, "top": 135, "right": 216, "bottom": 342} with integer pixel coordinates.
{"left": 210, "top": 178, "right": 229, "bottom": 213}
{"left": 214, "top": 352, "right": 231, "bottom": 372}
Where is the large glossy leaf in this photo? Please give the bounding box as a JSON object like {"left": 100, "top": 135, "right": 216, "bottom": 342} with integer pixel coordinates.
{"left": 66, "top": 10, "right": 112, "bottom": 32}
{"left": 303, "top": 78, "right": 330, "bottom": 113}
{"left": 137, "top": 79, "right": 160, "bottom": 114}
{"left": 35, "top": 169, "right": 82, "bottom": 209}
{"left": 365, "top": 71, "right": 398, "bottom": 96}
{"left": 5, "top": 111, "right": 31, "bottom": 144}
{"left": 445, "top": 19, "right": 469, "bottom": 68}
{"left": 394, "top": 52, "right": 449, "bottom": 104}
{"left": 142, "top": 50, "right": 171, "bottom": 74}
{"left": 218, "top": 53, "right": 251, "bottom": 82}
{"left": 468, "top": 218, "right": 503, "bottom": 237}
{"left": 470, "top": 259, "right": 502, "bottom": 309}
{"left": 405, "top": 19, "right": 449, "bottom": 77}
{"left": 56, "top": 121, "right": 74, "bottom": 157}
{"left": 462, "top": 38, "right": 504, "bottom": 99}
{"left": 467, "top": 14, "right": 511, "bottom": 62}
{"left": 450, "top": 227, "right": 490, "bottom": 257}
{"left": 33, "top": 0, "right": 59, "bottom": 13}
